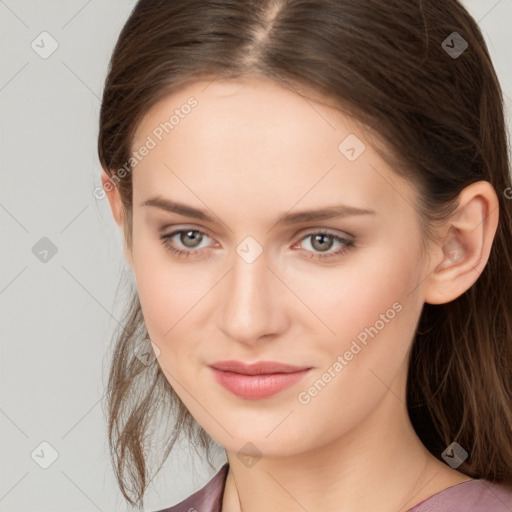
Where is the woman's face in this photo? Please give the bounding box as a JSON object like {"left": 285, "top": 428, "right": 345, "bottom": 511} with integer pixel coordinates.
{"left": 126, "top": 75, "right": 432, "bottom": 457}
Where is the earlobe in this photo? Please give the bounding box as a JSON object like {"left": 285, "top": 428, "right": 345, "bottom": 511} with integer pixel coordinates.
{"left": 423, "top": 181, "right": 499, "bottom": 305}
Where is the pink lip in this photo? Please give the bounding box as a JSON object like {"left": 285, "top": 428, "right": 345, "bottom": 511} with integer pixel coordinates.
{"left": 208, "top": 360, "right": 312, "bottom": 400}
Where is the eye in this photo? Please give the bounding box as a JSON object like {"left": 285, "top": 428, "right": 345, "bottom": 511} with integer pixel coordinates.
{"left": 159, "top": 228, "right": 356, "bottom": 261}
{"left": 293, "top": 231, "right": 355, "bottom": 261}
{"left": 160, "top": 228, "right": 214, "bottom": 259}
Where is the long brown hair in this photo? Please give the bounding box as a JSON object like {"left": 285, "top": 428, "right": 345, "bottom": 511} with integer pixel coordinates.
{"left": 98, "top": 0, "right": 512, "bottom": 507}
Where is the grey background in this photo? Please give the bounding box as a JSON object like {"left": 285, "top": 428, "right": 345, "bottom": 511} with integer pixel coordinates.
{"left": 1, "top": 1, "right": 511, "bottom": 511}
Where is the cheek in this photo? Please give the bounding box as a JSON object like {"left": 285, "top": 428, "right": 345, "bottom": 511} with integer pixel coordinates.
{"left": 130, "top": 227, "right": 206, "bottom": 355}
{"left": 135, "top": 264, "right": 209, "bottom": 353}
{"left": 286, "top": 252, "right": 423, "bottom": 442}
{"left": 134, "top": 264, "right": 213, "bottom": 393}
{"left": 291, "top": 239, "right": 424, "bottom": 380}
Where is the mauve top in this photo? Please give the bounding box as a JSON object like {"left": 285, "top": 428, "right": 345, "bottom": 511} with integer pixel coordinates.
{"left": 154, "top": 462, "right": 512, "bottom": 512}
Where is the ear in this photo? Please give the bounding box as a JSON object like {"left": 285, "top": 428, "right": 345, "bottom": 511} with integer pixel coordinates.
{"left": 423, "top": 181, "right": 499, "bottom": 305}
{"left": 100, "top": 169, "right": 134, "bottom": 271}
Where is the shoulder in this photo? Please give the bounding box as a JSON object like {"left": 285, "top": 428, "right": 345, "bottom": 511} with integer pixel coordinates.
{"left": 408, "top": 478, "right": 512, "bottom": 512}
{"left": 152, "top": 463, "right": 229, "bottom": 512}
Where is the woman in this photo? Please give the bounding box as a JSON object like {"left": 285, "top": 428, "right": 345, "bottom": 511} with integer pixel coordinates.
{"left": 97, "top": 1, "right": 512, "bottom": 511}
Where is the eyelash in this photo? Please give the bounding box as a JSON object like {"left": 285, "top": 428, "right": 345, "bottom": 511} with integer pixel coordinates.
{"left": 159, "top": 228, "right": 356, "bottom": 261}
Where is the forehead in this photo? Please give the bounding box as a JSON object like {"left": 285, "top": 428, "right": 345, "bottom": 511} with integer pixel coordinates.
{"left": 133, "top": 75, "right": 351, "bottom": 150}
{"left": 130, "top": 76, "right": 416, "bottom": 221}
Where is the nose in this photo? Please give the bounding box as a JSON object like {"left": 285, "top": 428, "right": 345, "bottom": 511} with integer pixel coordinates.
{"left": 216, "top": 245, "right": 289, "bottom": 345}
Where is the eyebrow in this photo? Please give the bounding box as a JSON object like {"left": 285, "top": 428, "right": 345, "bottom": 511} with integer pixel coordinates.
{"left": 140, "top": 196, "right": 376, "bottom": 224}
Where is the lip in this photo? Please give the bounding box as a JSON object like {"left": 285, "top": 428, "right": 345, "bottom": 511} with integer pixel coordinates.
{"left": 208, "top": 360, "right": 312, "bottom": 400}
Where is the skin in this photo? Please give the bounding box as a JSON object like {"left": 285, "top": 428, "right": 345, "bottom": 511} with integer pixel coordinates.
{"left": 102, "top": 75, "right": 499, "bottom": 512}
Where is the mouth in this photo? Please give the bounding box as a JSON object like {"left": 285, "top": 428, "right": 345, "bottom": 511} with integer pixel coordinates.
{"left": 209, "top": 360, "right": 312, "bottom": 375}
{"left": 208, "top": 360, "right": 312, "bottom": 399}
